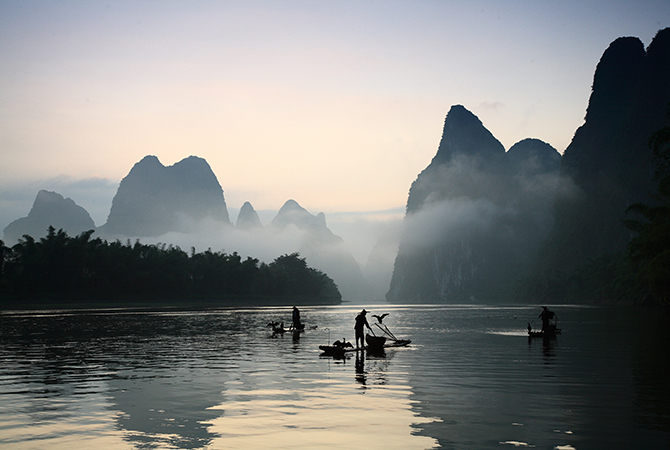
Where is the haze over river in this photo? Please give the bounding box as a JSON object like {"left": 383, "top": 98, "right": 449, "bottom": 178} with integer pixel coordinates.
{"left": 0, "top": 304, "right": 668, "bottom": 449}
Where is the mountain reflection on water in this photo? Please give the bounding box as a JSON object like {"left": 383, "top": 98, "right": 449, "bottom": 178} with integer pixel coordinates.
{"left": 0, "top": 305, "right": 669, "bottom": 449}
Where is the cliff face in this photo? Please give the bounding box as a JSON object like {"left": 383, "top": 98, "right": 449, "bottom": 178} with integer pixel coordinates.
{"left": 101, "top": 155, "right": 231, "bottom": 237}
{"left": 405, "top": 105, "right": 508, "bottom": 214}
{"left": 541, "top": 28, "right": 670, "bottom": 270}
{"left": 388, "top": 106, "right": 561, "bottom": 303}
{"left": 388, "top": 29, "right": 670, "bottom": 304}
{"left": 3, "top": 190, "right": 95, "bottom": 244}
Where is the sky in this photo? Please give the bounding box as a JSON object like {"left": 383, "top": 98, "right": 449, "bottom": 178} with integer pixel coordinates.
{"left": 1, "top": 0, "right": 669, "bottom": 262}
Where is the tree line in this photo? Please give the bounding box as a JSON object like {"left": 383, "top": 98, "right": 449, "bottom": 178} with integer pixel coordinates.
{"left": 0, "top": 228, "right": 341, "bottom": 308}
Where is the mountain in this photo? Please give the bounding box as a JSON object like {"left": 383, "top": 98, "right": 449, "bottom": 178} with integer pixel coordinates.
{"left": 506, "top": 138, "right": 561, "bottom": 176}
{"left": 387, "top": 105, "right": 561, "bottom": 303}
{"left": 236, "top": 201, "right": 263, "bottom": 230}
{"left": 100, "top": 155, "right": 231, "bottom": 237}
{"left": 3, "top": 190, "right": 95, "bottom": 244}
{"left": 405, "top": 105, "right": 508, "bottom": 214}
{"left": 268, "top": 200, "right": 371, "bottom": 301}
{"left": 388, "top": 29, "right": 670, "bottom": 304}
{"left": 269, "top": 199, "right": 327, "bottom": 230}
{"left": 539, "top": 28, "right": 670, "bottom": 271}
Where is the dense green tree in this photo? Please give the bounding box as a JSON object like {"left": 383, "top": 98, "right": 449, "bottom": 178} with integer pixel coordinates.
{"left": 0, "top": 239, "right": 9, "bottom": 284}
{"left": 265, "top": 253, "right": 341, "bottom": 301}
{"left": 0, "top": 230, "right": 341, "bottom": 307}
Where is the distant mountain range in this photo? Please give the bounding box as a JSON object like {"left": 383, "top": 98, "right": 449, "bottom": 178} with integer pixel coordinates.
{"left": 6, "top": 28, "right": 669, "bottom": 305}
{"left": 388, "top": 27, "right": 670, "bottom": 303}
{"left": 3, "top": 156, "right": 371, "bottom": 301}
{"left": 3, "top": 190, "right": 95, "bottom": 244}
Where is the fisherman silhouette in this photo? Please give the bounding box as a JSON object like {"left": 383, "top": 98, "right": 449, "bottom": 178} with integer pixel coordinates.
{"left": 292, "top": 306, "right": 302, "bottom": 330}
{"left": 354, "top": 309, "right": 372, "bottom": 349}
{"left": 539, "top": 306, "right": 556, "bottom": 332}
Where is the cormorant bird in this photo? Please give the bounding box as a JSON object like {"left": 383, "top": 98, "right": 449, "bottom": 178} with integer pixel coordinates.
{"left": 333, "top": 338, "right": 353, "bottom": 348}
{"left": 371, "top": 313, "right": 389, "bottom": 324}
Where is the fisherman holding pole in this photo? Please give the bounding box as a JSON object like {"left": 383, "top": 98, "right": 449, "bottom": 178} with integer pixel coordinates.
{"left": 354, "top": 309, "right": 372, "bottom": 349}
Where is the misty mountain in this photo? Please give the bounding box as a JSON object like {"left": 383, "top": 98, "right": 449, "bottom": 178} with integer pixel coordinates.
{"left": 265, "top": 199, "right": 372, "bottom": 301}
{"left": 364, "top": 227, "right": 401, "bottom": 301}
{"left": 235, "top": 201, "right": 263, "bottom": 230}
{"left": 269, "top": 199, "right": 326, "bottom": 230}
{"left": 506, "top": 138, "right": 561, "bottom": 176}
{"left": 405, "top": 105, "right": 508, "bottom": 214}
{"left": 539, "top": 28, "right": 670, "bottom": 272}
{"left": 387, "top": 105, "right": 561, "bottom": 303}
{"left": 389, "top": 28, "right": 670, "bottom": 304}
{"left": 1, "top": 151, "right": 371, "bottom": 301}
{"left": 3, "top": 190, "right": 95, "bottom": 244}
{"left": 100, "top": 155, "right": 231, "bottom": 237}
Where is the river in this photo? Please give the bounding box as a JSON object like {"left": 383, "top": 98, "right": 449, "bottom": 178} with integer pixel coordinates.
{"left": 0, "top": 304, "right": 668, "bottom": 449}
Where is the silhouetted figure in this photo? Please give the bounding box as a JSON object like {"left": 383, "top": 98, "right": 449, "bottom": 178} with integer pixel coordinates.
{"left": 354, "top": 309, "right": 372, "bottom": 349}
{"left": 539, "top": 306, "right": 556, "bottom": 332}
{"left": 527, "top": 322, "right": 532, "bottom": 333}
{"left": 292, "top": 306, "right": 302, "bottom": 330}
{"left": 371, "top": 313, "right": 389, "bottom": 324}
{"left": 267, "top": 321, "right": 286, "bottom": 334}
{"left": 332, "top": 338, "right": 353, "bottom": 349}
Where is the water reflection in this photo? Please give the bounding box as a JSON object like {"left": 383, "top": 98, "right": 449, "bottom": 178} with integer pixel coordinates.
{"left": 630, "top": 307, "right": 670, "bottom": 436}
{"left": 0, "top": 307, "right": 437, "bottom": 450}
{"left": 3, "top": 305, "right": 668, "bottom": 449}
{"left": 527, "top": 334, "right": 557, "bottom": 361}
{"left": 355, "top": 351, "right": 366, "bottom": 386}
{"left": 402, "top": 305, "right": 670, "bottom": 449}
{"left": 107, "top": 367, "right": 224, "bottom": 448}
{"left": 207, "top": 356, "right": 436, "bottom": 450}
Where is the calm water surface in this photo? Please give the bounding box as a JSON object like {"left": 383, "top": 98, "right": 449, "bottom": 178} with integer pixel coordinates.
{"left": 0, "top": 304, "right": 668, "bottom": 449}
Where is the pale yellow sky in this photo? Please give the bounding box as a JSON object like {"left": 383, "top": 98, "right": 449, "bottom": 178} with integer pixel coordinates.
{"left": 1, "top": 1, "right": 669, "bottom": 236}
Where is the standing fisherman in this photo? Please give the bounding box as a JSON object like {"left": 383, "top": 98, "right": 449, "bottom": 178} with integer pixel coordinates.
{"left": 539, "top": 306, "right": 556, "bottom": 332}
{"left": 292, "top": 306, "right": 302, "bottom": 330}
{"left": 354, "top": 309, "right": 372, "bottom": 349}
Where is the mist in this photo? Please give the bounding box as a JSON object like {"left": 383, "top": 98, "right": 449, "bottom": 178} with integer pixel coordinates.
{"left": 388, "top": 130, "right": 569, "bottom": 303}
{"left": 87, "top": 205, "right": 403, "bottom": 303}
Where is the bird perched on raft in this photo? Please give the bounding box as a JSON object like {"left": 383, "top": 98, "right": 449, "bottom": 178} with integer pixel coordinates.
{"left": 332, "top": 338, "right": 353, "bottom": 349}
{"left": 371, "top": 313, "right": 389, "bottom": 324}
{"left": 267, "top": 321, "right": 286, "bottom": 333}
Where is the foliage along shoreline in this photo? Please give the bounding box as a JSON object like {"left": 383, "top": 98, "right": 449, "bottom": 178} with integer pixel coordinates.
{"left": 0, "top": 227, "right": 342, "bottom": 310}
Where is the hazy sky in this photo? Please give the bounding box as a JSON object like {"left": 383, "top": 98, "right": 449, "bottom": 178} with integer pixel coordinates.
{"left": 1, "top": 1, "right": 669, "bottom": 244}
